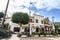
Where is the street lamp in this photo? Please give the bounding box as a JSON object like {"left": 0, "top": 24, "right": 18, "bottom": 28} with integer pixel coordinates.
{"left": 52, "top": 16, "right": 55, "bottom": 31}
{"left": 52, "top": 16, "right": 54, "bottom": 23}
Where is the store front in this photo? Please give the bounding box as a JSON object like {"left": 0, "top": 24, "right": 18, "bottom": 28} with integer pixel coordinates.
{"left": 24, "top": 27, "right": 30, "bottom": 32}
{"left": 14, "top": 27, "right": 20, "bottom": 32}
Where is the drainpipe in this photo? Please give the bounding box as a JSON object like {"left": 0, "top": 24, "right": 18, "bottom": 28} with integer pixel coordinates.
{"left": 43, "top": 17, "right": 45, "bottom": 33}
{"left": 29, "top": 23, "right": 32, "bottom": 36}
{"left": 29, "top": 11, "right": 32, "bottom": 36}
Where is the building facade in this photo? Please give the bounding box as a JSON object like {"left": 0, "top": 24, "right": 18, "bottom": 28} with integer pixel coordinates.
{"left": 7, "top": 14, "right": 52, "bottom": 34}
{"left": 0, "top": 18, "right": 2, "bottom": 27}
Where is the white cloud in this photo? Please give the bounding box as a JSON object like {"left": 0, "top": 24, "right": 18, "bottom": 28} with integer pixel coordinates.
{"left": 42, "top": 0, "right": 60, "bottom": 10}
{"left": 0, "top": 0, "right": 7, "bottom": 11}
{"left": 29, "top": 11, "right": 34, "bottom": 16}
{"left": 0, "top": 0, "right": 60, "bottom": 17}
{"left": 34, "top": 0, "right": 44, "bottom": 9}
{"left": 34, "top": 0, "right": 60, "bottom": 10}
{"left": 13, "top": 0, "right": 25, "bottom": 6}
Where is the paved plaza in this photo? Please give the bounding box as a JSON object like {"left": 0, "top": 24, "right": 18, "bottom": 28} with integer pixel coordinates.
{"left": 20, "top": 37, "right": 60, "bottom": 40}
{"left": 0, "top": 34, "right": 60, "bottom": 40}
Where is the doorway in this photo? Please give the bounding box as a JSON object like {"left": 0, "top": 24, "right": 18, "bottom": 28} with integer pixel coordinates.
{"left": 14, "top": 27, "right": 20, "bottom": 32}
{"left": 36, "top": 27, "right": 39, "bottom": 32}
{"left": 24, "top": 27, "right": 30, "bottom": 32}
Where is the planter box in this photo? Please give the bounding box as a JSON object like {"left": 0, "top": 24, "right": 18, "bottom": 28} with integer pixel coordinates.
{"left": 58, "top": 35, "right": 60, "bottom": 36}
{"left": 35, "top": 35, "right": 39, "bottom": 37}
{"left": 49, "top": 35, "right": 53, "bottom": 37}
{"left": 40, "top": 35, "right": 44, "bottom": 37}
{"left": 46, "top": 35, "right": 49, "bottom": 37}
{"left": 21, "top": 35, "right": 27, "bottom": 37}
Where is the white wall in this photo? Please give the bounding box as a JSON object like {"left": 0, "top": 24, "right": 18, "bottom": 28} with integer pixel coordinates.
{"left": 9, "top": 22, "right": 20, "bottom": 32}
{"left": 6, "top": 14, "right": 44, "bottom": 32}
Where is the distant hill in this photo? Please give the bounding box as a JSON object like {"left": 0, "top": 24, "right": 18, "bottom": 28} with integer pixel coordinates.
{"left": 54, "top": 22, "right": 60, "bottom": 26}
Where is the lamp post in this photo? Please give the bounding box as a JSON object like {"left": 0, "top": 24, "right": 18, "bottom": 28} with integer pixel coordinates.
{"left": 52, "top": 16, "right": 55, "bottom": 31}
{"left": 43, "top": 17, "right": 45, "bottom": 32}
{"left": 29, "top": 11, "right": 32, "bottom": 36}
{"left": 1, "top": 0, "right": 10, "bottom": 27}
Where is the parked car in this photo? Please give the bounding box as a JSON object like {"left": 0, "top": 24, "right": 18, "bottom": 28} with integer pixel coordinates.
{"left": 0, "top": 28, "right": 12, "bottom": 39}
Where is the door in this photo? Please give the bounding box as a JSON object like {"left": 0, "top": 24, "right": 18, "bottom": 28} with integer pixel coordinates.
{"left": 14, "top": 27, "right": 20, "bottom": 32}
{"left": 24, "top": 27, "right": 29, "bottom": 32}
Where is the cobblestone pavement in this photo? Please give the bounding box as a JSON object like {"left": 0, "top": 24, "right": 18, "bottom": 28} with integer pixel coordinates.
{"left": 20, "top": 37, "right": 54, "bottom": 40}
{"left": 0, "top": 34, "right": 60, "bottom": 40}
{"left": 20, "top": 37, "right": 60, "bottom": 40}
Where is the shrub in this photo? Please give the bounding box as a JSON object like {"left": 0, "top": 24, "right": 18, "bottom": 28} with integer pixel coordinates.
{"left": 35, "top": 32, "right": 40, "bottom": 35}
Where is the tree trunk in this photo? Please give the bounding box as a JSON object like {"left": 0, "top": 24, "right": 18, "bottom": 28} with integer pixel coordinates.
{"left": 19, "top": 22, "right": 22, "bottom": 34}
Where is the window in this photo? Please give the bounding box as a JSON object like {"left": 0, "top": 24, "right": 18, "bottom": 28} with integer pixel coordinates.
{"left": 36, "top": 19, "right": 38, "bottom": 23}
{"left": 32, "top": 21, "right": 34, "bottom": 23}
{"left": 44, "top": 18, "right": 49, "bottom": 24}
{"left": 44, "top": 20, "right": 49, "bottom": 24}
{"left": 41, "top": 20, "right": 43, "bottom": 24}
{"left": 29, "top": 19, "right": 32, "bottom": 22}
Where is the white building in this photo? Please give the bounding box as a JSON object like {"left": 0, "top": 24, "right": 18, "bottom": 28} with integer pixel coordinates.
{"left": 3, "top": 13, "right": 53, "bottom": 35}
{"left": 5, "top": 14, "right": 51, "bottom": 34}
{"left": 7, "top": 14, "right": 44, "bottom": 32}
{"left": 0, "top": 18, "right": 2, "bottom": 27}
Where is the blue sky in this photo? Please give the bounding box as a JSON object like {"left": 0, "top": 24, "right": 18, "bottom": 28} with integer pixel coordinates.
{"left": 0, "top": 0, "right": 60, "bottom": 22}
